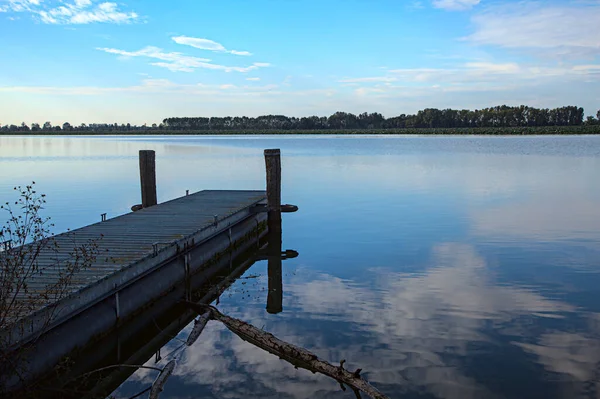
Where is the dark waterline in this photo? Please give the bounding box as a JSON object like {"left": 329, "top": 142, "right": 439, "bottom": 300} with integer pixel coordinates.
{"left": 1, "top": 135, "right": 600, "bottom": 398}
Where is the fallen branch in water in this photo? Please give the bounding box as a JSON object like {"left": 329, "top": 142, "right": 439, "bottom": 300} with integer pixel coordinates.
{"left": 182, "top": 301, "right": 389, "bottom": 399}
{"left": 186, "top": 311, "right": 210, "bottom": 347}
{"left": 149, "top": 360, "right": 176, "bottom": 399}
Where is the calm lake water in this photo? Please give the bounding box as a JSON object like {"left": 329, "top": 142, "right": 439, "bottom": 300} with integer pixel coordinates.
{"left": 2, "top": 135, "right": 600, "bottom": 399}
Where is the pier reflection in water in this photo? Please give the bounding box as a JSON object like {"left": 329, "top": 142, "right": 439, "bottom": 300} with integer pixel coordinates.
{"left": 17, "top": 220, "right": 297, "bottom": 399}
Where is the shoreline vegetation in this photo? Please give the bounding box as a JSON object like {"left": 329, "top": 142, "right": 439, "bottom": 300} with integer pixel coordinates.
{"left": 2, "top": 105, "right": 600, "bottom": 135}
{"left": 1, "top": 126, "right": 600, "bottom": 136}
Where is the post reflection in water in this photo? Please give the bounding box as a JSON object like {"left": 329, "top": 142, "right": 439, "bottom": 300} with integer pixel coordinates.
{"left": 266, "top": 224, "right": 284, "bottom": 315}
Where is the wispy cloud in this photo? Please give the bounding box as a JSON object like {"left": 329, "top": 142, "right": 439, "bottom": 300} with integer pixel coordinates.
{"left": 343, "top": 62, "right": 600, "bottom": 88}
{"left": 172, "top": 36, "right": 252, "bottom": 56}
{"left": 467, "top": 1, "right": 600, "bottom": 58}
{"left": 1, "top": 0, "right": 41, "bottom": 13}
{"left": 1, "top": 0, "right": 139, "bottom": 24}
{"left": 246, "top": 77, "right": 260, "bottom": 81}
{"left": 339, "top": 77, "right": 398, "bottom": 83}
{"left": 432, "top": 0, "right": 480, "bottom": 11}
{"left": 333, "top": 60, "right": 600, "bottom": 114}
{"left": 1, "top": 74, "right": 598, "bottom": 124}
{"left": 0, "top": 79, "right": 319, "bottom": 98}
{"left": 97, "top": 46, "right": 270, "bottom": 73}
{"left": 408, "top": 1, "right": 425, "bottom": 10}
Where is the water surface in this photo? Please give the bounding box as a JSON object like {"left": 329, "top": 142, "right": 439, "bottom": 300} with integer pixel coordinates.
{"left": 1, "top": 135, "right": 600, "bottom": 398}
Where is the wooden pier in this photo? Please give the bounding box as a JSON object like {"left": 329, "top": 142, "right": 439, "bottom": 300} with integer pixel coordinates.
{"left": 0, "top": 148, "right": 294, "bottom": 392}
{"left": 23, "top": 233, "right": 276, "bottom": 398}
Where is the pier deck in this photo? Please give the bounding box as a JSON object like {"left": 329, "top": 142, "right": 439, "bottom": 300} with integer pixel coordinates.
{"left": 2, "top": 190, "right": 267, "bottom": 348}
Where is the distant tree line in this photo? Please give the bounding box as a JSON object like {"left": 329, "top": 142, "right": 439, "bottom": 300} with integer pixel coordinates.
{"left": 0, "top": 121, "right": 158, "bottom": 132}
{"left": 2, "top": 105, "right": 599, "bottom": 133}
{"left": 162, "top": 106, "right": 596, "bottom": 130}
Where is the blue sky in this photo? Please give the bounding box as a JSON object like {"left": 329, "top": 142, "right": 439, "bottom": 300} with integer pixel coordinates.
{"left": 0, "top": 0, "right": 599, "bottom": 124}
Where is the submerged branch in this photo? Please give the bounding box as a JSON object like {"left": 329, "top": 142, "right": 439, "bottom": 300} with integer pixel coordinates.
{"left": 186, "top": 311, "right": 210, "bottom": 347}
{"left": 149, "top": 360, "right": 176, "bottom": 399}
{"left": 182, "top": 301, "right": 389, "bottom": 399}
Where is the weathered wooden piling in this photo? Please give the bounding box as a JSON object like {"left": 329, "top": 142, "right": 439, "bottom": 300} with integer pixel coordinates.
{"left": 264, "top": 149, "right": 283, "bottom": 314}
{"left": 139, "top": 150, "right": 157, "bottom": 208}
{"left": 264, "top": 149, "right": 281, "bottom": 235}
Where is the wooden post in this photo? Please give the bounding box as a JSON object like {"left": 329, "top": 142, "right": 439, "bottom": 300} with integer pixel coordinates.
{"left": 139, "top": 150, "right": 157, "bottom": 208}
{"left": 264, "top": 149, "right": 281, "bottom": 234}
{"left": 264, "top": 148, "right": 283, "bottom": 314}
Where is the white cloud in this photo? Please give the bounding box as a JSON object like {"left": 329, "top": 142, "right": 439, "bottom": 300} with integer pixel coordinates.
{"left": 246, "top": 77, "right": 260, "bottom": 81}
{"left": 355, "top": 87, "right": 386, "bottom": 96}
{"left": 432, "top": 0, "right": 480, "bottom": 11}
{"left": 345, "top": 61, "right": 600, "bottom": 90}
{"left": 467, "top": 2, "right": 600, "bottom": 58}
{"left": 230, "top": 50, "right": 251, "bottom": 56}
{"left": 149, "top": 62, "right": 195, "bottom": 73}
{"left": 463, "top": 62, "right": 520, "bottom": 73}
{"left": 339, "top": 77, "right": 398, "bottom": 83}
{"left": 1, "top": 0, "right": 138, "bottom": 24}
{"left": 1, "top": 0, "right": 39, "bottom": 13}
{"left": 0, "top": 78, "right": 293, "bottom": 97}
{"left": 172, "top": 36, "right": 252, "bottom": 56}
{"left": 97, "top": 46, "right": 270, "bottom": 73}
{"left": 410, "top": 1, "right": 425, "bottom": 10}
